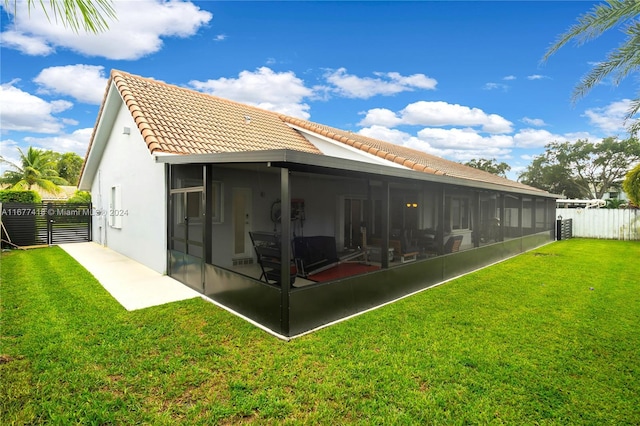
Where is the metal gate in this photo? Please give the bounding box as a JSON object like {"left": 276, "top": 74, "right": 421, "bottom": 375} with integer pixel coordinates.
{"left": 1, "top": 202, "right": 92, "bottom": 247}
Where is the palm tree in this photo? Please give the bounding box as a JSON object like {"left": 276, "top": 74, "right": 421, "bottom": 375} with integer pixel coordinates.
{"left": 542, "top": 0, "right": 640, "bottom": 134}
{"left": 4, "top": 0, "right": 116, "bottom": 33}
{"left": 0, "top": 147, "right": 68, "bottom": 193}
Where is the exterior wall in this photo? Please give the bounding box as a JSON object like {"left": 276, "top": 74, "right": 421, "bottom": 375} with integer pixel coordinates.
{"left": 208, "top": 167, "right": 363, "bottom": 268}
{"left": 209, "top": 166, "right": 280, "bottom": 268}
{"left": 90, "top": 102, "right": 167, "bottom": 273}
{"left": 602, "top": 190, "right": 629, "bottom": 202}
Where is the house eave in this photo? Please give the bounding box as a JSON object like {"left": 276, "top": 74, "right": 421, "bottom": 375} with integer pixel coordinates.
{"left": 78, "top": 81, "right": 122, "bottom": 191}
{"left": 155, "top": 149, "right": 553, "bottom": 198}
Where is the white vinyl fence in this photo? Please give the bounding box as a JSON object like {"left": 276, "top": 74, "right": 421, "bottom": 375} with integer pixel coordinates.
{"left": 556, "top": 208, "right": 640, "bottom": 240}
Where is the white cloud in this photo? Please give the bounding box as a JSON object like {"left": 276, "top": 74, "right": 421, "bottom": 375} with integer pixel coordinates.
{"left": 583, "top": 99, "right": 634, "bottom": 134}
{"left": 25, "top": 128, "right": 93, "bottom": 156}
{"left": 513, "top": 128, "right": 559, "bottom": 148}
{"left": 429, "top": 146, "right": 512, "bottom": 163}
{"left": 358, "top": 125, "right": 512, "bottom": 162}
{"left": 0, "top": 139, "right": 21, "bottom": 174}
{"left": 563, "top": 131, "right": 598, "bottom": 141}
{"left": 507, "top": 165, "right": 526, "bottom": 181}
{"left": 0, "top": 82, "right": 72, "bottom": 133}
{"left": 358, "top": 125, "right": 448, "bottom": 158}
{"left": 2, "top": 0, "right": 212, "bottom": 60}
{"left": 512, "top": 128, "right": 600, "bottom": 148}
{"left": 358, "top": 125, "right": 423, "bottom": 147}
{"left": 521, "top": 117, "right": 546, "bottom": 127}
{"left": 416, "top": 127, "right": 513, "bottom": 150}
{"left": 483, "top": 82, "right": 508, "bottom": 91}
{"left": 359, "top": 101, "right": 513, "bottom": 134}
{"left": 324, "top": 68, "right": 437, "bottom": 99}
{"left": 34, "top": 65, "right": 108, "bottom": 104}
{"left": 189, "top": 67, "right": 313, "bottom": 119}
{"left": 503, "top": 75, "right": 516, "bottom": 81}
{"left": 0, "top": 30, "right": 53, "bottom": 55}
{"left": 527, "top": 74, "right": 550, "bottom": 80}
{"left": 214, "top": 34, "right": 227, "bottom": 41}
{"left": 50, "top": 100, "right": 73, "bottom": 113}
{"left": 357, "top": 108, "right": 403, "bottom": 128}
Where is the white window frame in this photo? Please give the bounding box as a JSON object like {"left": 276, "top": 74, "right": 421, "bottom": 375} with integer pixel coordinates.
{"left": 109, "top": 185, "right": 122, "bottom": 229}
{"left": 449, "top": 196, "right": 470, "bottom": 231}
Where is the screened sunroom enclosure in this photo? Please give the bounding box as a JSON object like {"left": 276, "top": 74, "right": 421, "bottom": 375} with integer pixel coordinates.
{"left": 160, "top": 150, "right": 555, "bottom": 337}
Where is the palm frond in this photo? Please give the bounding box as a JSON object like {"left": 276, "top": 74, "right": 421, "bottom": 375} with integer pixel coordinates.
{"left": 628, "top": 121, "right": 640, "bottom": 137}
{"left": 8, "top": 0, "right": 118, "bottom": 33}
{"left": 542, "top": 0, "right": 640, "bottom": 62}
{"left": 32, "top": 178, "right": 63, "bottom": 193}
{"left": 10, "top": 180, "right": 30, "bottom": 191}
{"left": 1, "top": 146, "right": 65, "bottom": 194}
{"left": 572, "top": 24, "right": 640, "bottom": 101}
{"left": 0, "top": 171, "right": 23, "bottom": 185}
{"left": 626, "top": 96, "right": 640, "bottom": 136}
{"left": 0, "top": 156, "right": 20, "bottom": 171}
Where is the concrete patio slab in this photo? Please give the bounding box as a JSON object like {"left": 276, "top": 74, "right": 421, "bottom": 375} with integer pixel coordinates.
{"left": 59, "top": 242, "right": 200, "bottom": 311}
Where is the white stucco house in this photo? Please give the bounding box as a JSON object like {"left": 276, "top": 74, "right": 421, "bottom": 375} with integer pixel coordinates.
{"left": 79, "top": 70, "right": 556, "bottom": 337}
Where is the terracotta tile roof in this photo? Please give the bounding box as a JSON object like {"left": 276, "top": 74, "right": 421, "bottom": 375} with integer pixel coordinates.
{"left": 111, "top": 70, "right": 320, "bottom": 155}
{"left": 279, "top": 116, "right": 543, "bottom": 193}
{"left": 86, "top": 69, "right": 547, "bottom": 194}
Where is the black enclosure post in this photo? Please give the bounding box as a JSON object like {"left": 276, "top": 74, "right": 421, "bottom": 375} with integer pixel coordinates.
{"left": 280, "top": 167, "right": 291, "bottom": 336}
{"left": 518, "top": 195, "right": 523, "bottom": 238}
{"left": 381, "top": 180, "right": 390, "bottom": 269}
{"left": 438, "top": 186, "right": 445, "bottom": 253}
{"left": 204, "top": 164, "right": 213, "bottom": 265}
{"left": 531, "top": 196, "right": 538, "bottom": 234}
{"left": 166, "top": 164, "right": 172, "bottom": 275}
{"left": 498, "top": 194, "right": 505, "bottom": 242}
{"left": 473, "top": 192, "right": 481, "bottom": 248}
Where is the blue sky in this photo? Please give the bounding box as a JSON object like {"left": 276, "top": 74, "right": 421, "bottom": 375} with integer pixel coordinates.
{"left": 1, "top": 1, "right": 636, "bottom": 180}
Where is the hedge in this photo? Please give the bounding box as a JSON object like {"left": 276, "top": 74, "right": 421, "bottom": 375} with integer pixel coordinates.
{"left": 0, "top": 190, "right": 42, "bottom": 203}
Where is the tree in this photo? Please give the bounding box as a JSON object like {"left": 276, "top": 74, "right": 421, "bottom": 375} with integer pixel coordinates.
{"left": 0, "top": 147, "right": 68, "bottom": 193}
{"left": 55, "top": 152, "right": 84, "bottom": 185}
{"left": 542, "top": 0, "right": 640, "bottom": 135}
{"left": 67, "top": 190, "right": 91, "bottom": 203}
{"left": 605, "top": 198, "right": 627, "bottom": 209}
{"left": 622, "top": 163, "right": 640, "bottom": 207}
{"left": 463, "top": 158, "right": 511, "bottom": 178}
{"left": 518, "top": 136, "right": 640, "bottom": 199}
{"left": 518, "top": 155, "right": 584, "bottom": 198}
{"left": 4, "top": 0, "right": 116, "bottom": 33}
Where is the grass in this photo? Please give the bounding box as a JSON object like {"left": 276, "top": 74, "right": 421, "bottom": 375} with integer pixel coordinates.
{"left": 1, "top": 239, "right": 639, "bottom": 424}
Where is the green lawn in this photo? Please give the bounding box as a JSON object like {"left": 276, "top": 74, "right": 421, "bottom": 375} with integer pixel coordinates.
{"left": 1, "top": 240, "right": 639, "bottom": 424}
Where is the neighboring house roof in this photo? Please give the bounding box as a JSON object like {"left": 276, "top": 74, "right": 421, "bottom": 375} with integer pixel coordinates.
{"left": 39, "top": 185, "right": 78, "bottom": 201}
{"left": 82, "top": 69, "right": 547, "bottom": 194}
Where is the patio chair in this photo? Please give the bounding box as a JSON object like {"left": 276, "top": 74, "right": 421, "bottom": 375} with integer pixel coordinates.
{"left": 249, "top": 231, "right": 296, "bottom": 286}
{"left": 398, "top": 229, "right": 420, "bottom": 262}
{"left": 443, "top": 235, "right": 464, "bottom": 254}
{"left": 292, "top": 236, "right": 339, "bottom": 277}
{"left": 423, "top": 234, "right": 463, "bottom": 256}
